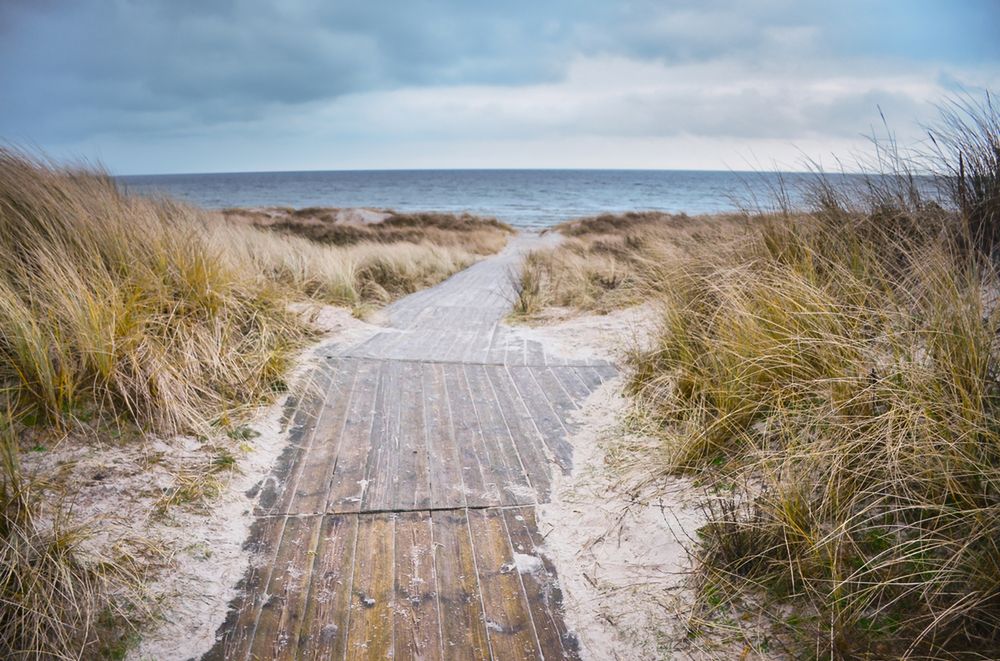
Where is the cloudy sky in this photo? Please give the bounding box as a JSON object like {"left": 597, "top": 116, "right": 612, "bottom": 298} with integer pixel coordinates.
{"left": 2, "top": 0, "right": 998, "bottom": 174}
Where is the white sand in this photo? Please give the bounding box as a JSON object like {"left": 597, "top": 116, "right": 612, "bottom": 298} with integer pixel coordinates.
{"left": 332, "top": 207, "right": 392, "bottom": 224}
{"left": 513, "top": 302, "right": 660, "bottom": 364}
{"left": 520, "top": 303, "right": 777, "bottom": 660}
{"left": 537, "top": 380, "right": 704, "bottom": 659}
{"left": 514, "top": 303, "right": 706, "bottom": 659}
{"left": 21, "top": 408, "right": 296, "bottom": 661}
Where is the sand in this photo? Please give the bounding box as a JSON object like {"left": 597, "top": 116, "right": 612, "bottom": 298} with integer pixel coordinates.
{"left": 514, "top": 302, "right": 660, "bottom": 364}
{"left": 537, "top": 381, "right": 704, "bottom": 659}
{"left": 224, "top": 206, "right": 392, "bottom": 226}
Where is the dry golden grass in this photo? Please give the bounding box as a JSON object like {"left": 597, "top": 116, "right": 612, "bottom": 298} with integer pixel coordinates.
{"left": 0, "top": 150, "right": 501, "bottom": 434}
{"left": 223, "top": 206, "right": 513, "bottom": 255}
{"left": 0, "top": 155, "right": 304, "bottom": 436}
{"left": 631, "top": 209, "right": 1000, "bottom": 659}
{"left": 512, "top": 212, "right": 745, "bottom": 316}
{"left": 216, "top": 221, "right": 482, "bottom": 307}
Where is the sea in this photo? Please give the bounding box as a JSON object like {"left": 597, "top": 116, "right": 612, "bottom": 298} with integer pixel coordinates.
{"left": 117, "top": 169, "right": 846, "bottom": 230}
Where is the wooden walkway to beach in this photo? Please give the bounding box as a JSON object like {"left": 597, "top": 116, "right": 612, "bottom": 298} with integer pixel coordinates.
{"left": 205, "top": 235, "right": 616, "bottom": 660}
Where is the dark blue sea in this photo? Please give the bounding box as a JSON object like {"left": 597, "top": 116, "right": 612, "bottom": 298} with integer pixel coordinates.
{"left": 117, "top": 169, "right": 840, "bottom": 230}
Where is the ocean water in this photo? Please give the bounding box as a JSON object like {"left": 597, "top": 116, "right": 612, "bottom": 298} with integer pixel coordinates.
{"left": 118, "top": 169, "right": 832, "bottom": 230}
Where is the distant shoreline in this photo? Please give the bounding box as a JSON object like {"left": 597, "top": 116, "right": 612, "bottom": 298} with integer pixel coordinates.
{"left": 114, "top": 169, "right": 847, "bottom": 228}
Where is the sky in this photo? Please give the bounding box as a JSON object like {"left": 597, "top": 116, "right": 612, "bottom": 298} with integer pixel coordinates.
{"left": 1, "top": 0, "right": 998, "bottom": 175}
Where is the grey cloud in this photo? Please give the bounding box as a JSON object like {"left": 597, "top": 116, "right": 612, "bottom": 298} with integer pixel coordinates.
{"left": 1, "top": 0, "right": 997, "bottom": 171}
{"left": 1, "top": 0, "right": 592, "bottom": 139}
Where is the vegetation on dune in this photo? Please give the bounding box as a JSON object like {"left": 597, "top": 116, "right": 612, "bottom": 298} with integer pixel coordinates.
{"left": 219, "top": 224, "right": 479, "bottom": 307}
{"left": 641, "top": 210, "right": 1000, "bottom": 659}
{"left": 0, "top": 149, "right": 507, "bottom": 658}
{"left": 512, "top": 211, "right": 744, "bottom": 316}
{"left": 0, "top": 151, "right": 490, "bottom": 435}
{"left": 0, "top": 152, "right": 306, "bottom": 435}
{"left": 1, "top": 418, "right": 145, "bottom": 660}
{"left": 223, "top": 206, "right": 513, "bottom": 255}
{"left": 518, "top": 94, "right": 1000, "bottom": 659}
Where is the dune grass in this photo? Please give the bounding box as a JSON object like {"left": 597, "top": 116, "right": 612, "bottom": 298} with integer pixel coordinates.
{"left": 216, "top": 221, "right": 479, "bottom": 308}
{"left": 223, "top": 206, "right": 513, "bottom": 255}
{"left": 1, "top": 416, "right": 145, "bottom": 660}
{"left": 515, "top": 94, "right": 1000, "bottom": 658}
{"left": 511, "top": 212, "right": 744, "bottom": 317}
{"left": 633, "top": 210, "right": 1000, "bottom": 658}
{"left": 641, "top": 97, "right": 1000, "bottom": 659}
{"left": 0, "top": 149, "right": 505, "bottom": 657}
{"left": 0, "top": 149, "right": 497, "bottom": 434}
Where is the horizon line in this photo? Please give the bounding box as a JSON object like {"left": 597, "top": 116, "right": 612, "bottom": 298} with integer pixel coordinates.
{"left": 115, "top": 165, "right": 861, "bottom": 178}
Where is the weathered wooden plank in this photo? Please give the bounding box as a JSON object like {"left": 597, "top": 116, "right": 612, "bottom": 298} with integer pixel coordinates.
{"left": 573, "top": 366, "right": 606, "bottom": 391}
{"left": 298, "top": 514, "right": 360, "bottom": 660}
{"left": 549, "top": 365, "right": 594, "bottom": 404}
{"left": 425, "top": 324, "right": 461, "bottom": 362}
{"left": 248, "top": 515, "right": 323, "bottom": 660}
{"left": 204, "top": 515, "right": 286, "bottom": 660}
{"left": 362, "top": 359, "right": 404, "bottom": 511}
{"left": 504, "top": 336, "right": 528, "bottom": 367}
{"left": 325, "top": 359, "right": 383, "bottom": 512}
{"left": 286, "top": 361, "right": 360, "bottom": 514}
{"left": 443, "top": 330, "right": 474, "bottom": 364}
{"left": 442, "top": 364, "right": 496, "bottom": 508}
{"left": 394, "top": 361, "right": 432, "bottom": 510}
{"left": 502, "top": 508, "right": 581, "bottom": 660}
{"left": 526, "top": 367, "right": 580, "bottom": 428}
{"left": 431, "top": 509, "right": 490, "bottom": 661}
{"left": 345, "top": 513, "right": 395, "bottom": 660}
{"left": 484, "top": 326, "right": 509, "bottom": 366}
{"left": 467, "top": 508, "right": 541, "bottom": 660}
{"left": 506, "top": 366, "right": 574, "bottom": 473}
{"left": 463, "top": 364, "right": 535, "bottom": 506}
{"left": 591, "top": 361, "right": 619, "bottom": 381}
{"left": 256, "top": 366, "right": 336, "bottom": 515}
{"left": 422, "top": 363, "right": 467, "bottom": 509}
{"left": 454, "top": 308, "right": 494, "bottom": 364}
{"left": 394, "top": 511, "right": 443, "bottom": 661}
{"left": 483, "top": 365, "right": 553, "bottom": 499}
{"left": 525, "top": 340, "right": 546, "bottom": 367}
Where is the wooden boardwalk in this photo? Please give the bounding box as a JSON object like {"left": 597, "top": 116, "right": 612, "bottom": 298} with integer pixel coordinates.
{"left": 206, "top": 235, "right": 616, "bottom": 660}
